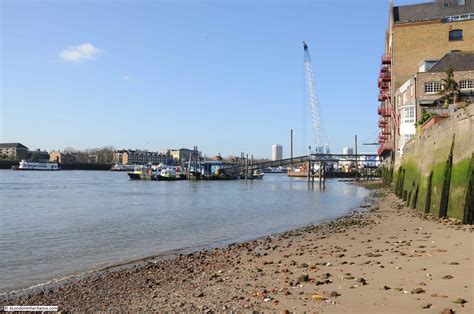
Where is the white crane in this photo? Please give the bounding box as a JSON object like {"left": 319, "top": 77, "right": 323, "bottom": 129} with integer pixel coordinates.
{"left": 303, "top": 41, "right": 327, "bottom": 154}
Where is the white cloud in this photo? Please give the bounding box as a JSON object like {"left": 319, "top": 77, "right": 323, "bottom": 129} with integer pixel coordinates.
{"left": 58, "top": 43, "right": 102, "bottom": 62}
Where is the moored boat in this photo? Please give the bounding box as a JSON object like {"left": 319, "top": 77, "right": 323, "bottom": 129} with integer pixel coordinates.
{"left": 156, "top": 168, "right": 184, "bottom": 181}
{"left": 111, "top": 164, "right": 137, "bottom": 171}
{"left": 127, "top": 166, "right": 156, "bottom": 180}
{"left": 15, "top": 160, "right": 60, "bottom": 171}
{"left": 252, "top": 169, "right": 264, "bottom": 179}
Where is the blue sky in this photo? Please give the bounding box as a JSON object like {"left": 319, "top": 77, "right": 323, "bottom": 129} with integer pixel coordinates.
{"left": 1, "top": 0, "right": 422, "bottom": 158}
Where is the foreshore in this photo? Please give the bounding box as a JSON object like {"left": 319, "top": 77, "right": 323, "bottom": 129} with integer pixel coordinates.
{"left": 1, "top": 182, "right": 473, "bottom": 313}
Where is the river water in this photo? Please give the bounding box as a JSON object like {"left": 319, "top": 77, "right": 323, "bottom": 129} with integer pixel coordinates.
{"left": 0, "top": 170, "right": 369, "bottom": 293}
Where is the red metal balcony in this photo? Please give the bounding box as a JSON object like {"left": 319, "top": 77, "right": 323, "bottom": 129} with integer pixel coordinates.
{"left": 378, "top": 92, "right": 389, "bottom": 101}
{"left": 380, "top": 72, "right": 391, "bottom": 82}
{"left": 382, "top": 128, "right": 391, "bottom": 135}
{"left": 378, "top": 118, "right": 387, "bottom": 127}
{"left": 382, "top": 54, "right": 391, "bottom": 65}
{"left": 380, "top": 82, "right": 390, "bottom": 91}
{"left": 381, "top": 65, "right": 389, "bottom": 73}
{"left": 378, "top": 106, "right": 391, "bottom": 117}
{"left": 377, "top": 142, "right": 393, "bottom": 156}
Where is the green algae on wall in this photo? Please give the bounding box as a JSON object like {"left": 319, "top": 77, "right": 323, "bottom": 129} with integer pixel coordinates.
{"left": 395, "top": 106, "right": 473, "bottom": 223}
{"left": 447, "top": 155, "right": 473, "bottom": 220}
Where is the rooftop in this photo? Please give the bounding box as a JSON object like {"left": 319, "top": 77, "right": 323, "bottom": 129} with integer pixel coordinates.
{"left": 0, "top": 143, "right": 28, "bottom": 149}
{"left": 428, "top": 50, "right": 474, "bottom": 72}
{"left": 393, "top": 0, "right": 474, "bottom": 24}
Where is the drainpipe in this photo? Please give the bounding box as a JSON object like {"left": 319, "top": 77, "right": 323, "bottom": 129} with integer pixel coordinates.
{"left": 414, "top": 76, "right": 417, "bottom": 126}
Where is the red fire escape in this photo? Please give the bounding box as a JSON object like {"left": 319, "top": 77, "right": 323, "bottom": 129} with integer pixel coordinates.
{"left": 377, "top": 54, "right": 398, "bottom": 157}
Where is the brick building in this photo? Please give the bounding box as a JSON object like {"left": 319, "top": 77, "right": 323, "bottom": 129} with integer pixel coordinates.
{"left": 49, "top": 150, "right": 77, "bottom": 164}
{"left": 393, "top": 51, "right": 474, "bottom": 157}
{"left": 112, "top": 149, "right": 172, "bottom": 165}
{"left": 377, "top": 0, "right": 474, "bottom": 162}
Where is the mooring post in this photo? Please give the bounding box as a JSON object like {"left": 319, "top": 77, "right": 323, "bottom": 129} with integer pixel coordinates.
{"left": 355, "top": 135, "right": 359, "bottom": 181}
{"left": 323, "top": 161, "right": 326, "bottom": 185}
{"left": 307, "top": 157, "right": 311, "bottom": 183}
{"left": 245, "top": 153, "right": 248, "bottom": 180}
{"left": 251, "top": 154, "right": 254, "bottom": 175}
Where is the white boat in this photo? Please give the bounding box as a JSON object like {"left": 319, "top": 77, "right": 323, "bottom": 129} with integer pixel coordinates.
{"left": 252, "top": 169, "right": 264, "bottom": 179}
{"left": 110, "top": 164, "right": 137, "bottom": 171}
{"left": 16, "top": 160, "right": 60, "bottom": 171}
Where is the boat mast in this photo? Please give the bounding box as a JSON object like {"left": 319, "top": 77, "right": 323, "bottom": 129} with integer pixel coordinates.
{"left": 303, "top": 41, "right": 324, "bottom": 154}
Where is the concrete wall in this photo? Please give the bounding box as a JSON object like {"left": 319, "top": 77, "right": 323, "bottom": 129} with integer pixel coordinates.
{"left": 395, "top": 105, "right": 473, "bottom": 223}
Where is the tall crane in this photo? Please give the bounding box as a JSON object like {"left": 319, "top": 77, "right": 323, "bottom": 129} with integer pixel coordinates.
{"left": 303, "top": 41, "right": 326, "bottom": 154}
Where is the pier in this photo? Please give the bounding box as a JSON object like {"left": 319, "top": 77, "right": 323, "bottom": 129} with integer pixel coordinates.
{"left": 218, "top": 153, "right": 381, "bottom": 182}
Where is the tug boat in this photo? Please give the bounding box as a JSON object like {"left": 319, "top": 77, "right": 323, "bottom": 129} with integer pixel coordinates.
{"left": 14, "top": 160, "right": 60, "bottom": 171}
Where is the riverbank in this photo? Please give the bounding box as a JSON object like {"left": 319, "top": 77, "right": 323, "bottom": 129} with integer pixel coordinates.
{"left": 1, "top": 184, "right": 472, "bottom": 312}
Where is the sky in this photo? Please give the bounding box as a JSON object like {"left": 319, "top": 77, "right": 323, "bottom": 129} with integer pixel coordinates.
{"left": 1, "top": 0, "right": 423, "bottom": 158}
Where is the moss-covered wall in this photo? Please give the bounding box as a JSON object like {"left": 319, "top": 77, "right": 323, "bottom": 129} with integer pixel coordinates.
{"left": 395, "top": 105, "right": 473, "bottom": 224}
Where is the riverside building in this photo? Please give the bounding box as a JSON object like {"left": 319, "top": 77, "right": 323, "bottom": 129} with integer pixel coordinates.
{"left": 0, "top": 143, "right": 28, "bottom": 160}
{"left": 112, "top": 149, "right": 172, "bottom": 165}
{"left": 377, "top": 0, "right": 474, "bottom": 162}
{"left": 393, "top": 51, "right": 474, "bottom": 157}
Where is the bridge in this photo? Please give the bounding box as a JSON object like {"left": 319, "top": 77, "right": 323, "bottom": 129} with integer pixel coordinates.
{"left": 219, "top": 153, "right": 381, "bottom": 176}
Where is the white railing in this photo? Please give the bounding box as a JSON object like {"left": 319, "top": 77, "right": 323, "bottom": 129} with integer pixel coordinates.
{"left": 442, "top": 13, "right": 474, "bottom": 22}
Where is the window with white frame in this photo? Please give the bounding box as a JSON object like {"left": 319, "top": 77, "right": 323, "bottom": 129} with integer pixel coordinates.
{"left": 460, "top": 80, "right": 474, "bottom": 89}
{"left": 402, "top": 106, "right": 415, "bottom": 124}
{"left": 424, "top": 81, "right": 442, "bottom": 94}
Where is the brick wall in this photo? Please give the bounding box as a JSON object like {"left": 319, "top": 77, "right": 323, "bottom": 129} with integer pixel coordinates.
{"left": 392, "top": 19, "right": 474, "bottom": 90}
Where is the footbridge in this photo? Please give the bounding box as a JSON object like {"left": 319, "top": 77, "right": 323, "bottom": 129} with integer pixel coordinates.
{"left": 219, "top": 153, "right": 381, "bottom": 174}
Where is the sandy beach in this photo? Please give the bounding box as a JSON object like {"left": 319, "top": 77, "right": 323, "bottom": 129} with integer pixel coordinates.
{"left": 1, "top": 183, "right": 473, "bottom": 313}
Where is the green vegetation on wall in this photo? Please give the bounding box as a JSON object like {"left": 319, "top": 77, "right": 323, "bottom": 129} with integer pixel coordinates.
{"left": 448, "top": 155, "right": 473, "bottom": 220}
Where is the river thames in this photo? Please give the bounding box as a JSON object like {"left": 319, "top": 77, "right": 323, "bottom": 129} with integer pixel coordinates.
{"left": 0, "top": 170, "right": 369, "bottom": 293}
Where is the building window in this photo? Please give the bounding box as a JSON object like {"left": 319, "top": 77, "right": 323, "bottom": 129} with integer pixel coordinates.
{"left": 458, "top": 0, "right": 465, "bottom": 5}
{"left": 449, "top": 29, "right": 463, "bottom": 41}
{"left": 402, "top": 106, "right": 415, "bottom": 124}
{"left": 424, "top": 81, "right": 442, "bottom": 94}
{"left": 460, "top": 80, "right": 474, "bottom": 89}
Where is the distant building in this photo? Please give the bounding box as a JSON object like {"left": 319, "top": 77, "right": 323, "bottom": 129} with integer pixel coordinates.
{"left": 112, "top": 149, "right": 172, "bottom": 165}
{"left": 377, "top": 0, "right": 474, "bottom": 161}
{"left": 272, "top": 144, "right": 283, "bottom": 161}
{"left": 27, "top": 149, "right": 50, "bottom": 162}
{"left": 0, "top": 143, "right": 28, "bottom": 160}
{"left": 169, "top": 148, "right": 198, "bottom": 164}
{"left": 50, "top": 150, "right": 77, "bottom": 164}
{"left": 342, "top": 147, "right": 354, "bottom": 155}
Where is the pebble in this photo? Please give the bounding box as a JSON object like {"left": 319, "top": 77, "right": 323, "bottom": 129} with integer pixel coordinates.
{"left": 297, "top": 274, "right": 309, "bottom": 283}
{"left": 412, "top": 288, "right": 425, "bottom": 294}
{"left": 329, "top": 291, "right": 340, "bottom": 298}
{"left": 311, "top": 294, "right": 325, "bottom": 301}
{"left": 442, "top": 275, "right": 454, "bottom": 280}
{"left": 382, "top": 285, "right": 391, "bottom": 290}
{"left": 442, "top": 309, "right": 454, "bottom": 314}
{"left": 453, "top": 297, "right": 467, "bottom": 304}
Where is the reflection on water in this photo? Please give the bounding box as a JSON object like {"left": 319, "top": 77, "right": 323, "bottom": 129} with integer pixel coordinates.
{"left": 0, "top": 170, "right": 368, "bottom": 293}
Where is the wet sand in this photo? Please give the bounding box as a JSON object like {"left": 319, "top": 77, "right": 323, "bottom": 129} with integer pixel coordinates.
{"left": 1, "top": 183, "right": 473, "bottom": 313}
